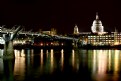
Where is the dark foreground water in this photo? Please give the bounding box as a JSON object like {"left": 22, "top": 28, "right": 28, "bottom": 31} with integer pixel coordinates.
{"left": 0, "top": 48, "right": 121, "bottom": 81}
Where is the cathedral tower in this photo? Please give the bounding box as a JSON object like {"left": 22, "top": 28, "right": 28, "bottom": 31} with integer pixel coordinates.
{"left": 74, "top": 24, "right": 79, "bottom": 34}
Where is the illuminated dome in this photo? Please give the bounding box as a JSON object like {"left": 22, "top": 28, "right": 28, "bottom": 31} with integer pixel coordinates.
{"left": 91, "top": 13, "right": 104, "bottom": 33}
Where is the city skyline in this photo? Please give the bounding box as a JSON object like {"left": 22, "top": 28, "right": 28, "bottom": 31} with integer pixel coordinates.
{"left": 0, "top": 0, "right": 121, "bottom": 34}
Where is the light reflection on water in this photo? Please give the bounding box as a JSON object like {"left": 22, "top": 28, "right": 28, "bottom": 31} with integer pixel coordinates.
{"left": 0, "top": 49, "right": 121, "bottom": 81}
{"left": 61, "top": 49, "right": 64, "bottom": 70}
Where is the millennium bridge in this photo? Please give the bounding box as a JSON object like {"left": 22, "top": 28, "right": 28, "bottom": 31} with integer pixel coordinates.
{"left": 0, "top": 26, "right": 79, "bottom": 48}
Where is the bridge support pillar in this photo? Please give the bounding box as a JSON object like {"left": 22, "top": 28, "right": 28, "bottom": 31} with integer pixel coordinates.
{"left": 2, "top": 26, "right": 21, "bottom": 59}
{"left": 3, "top": 41, "right": 15, "bottom": 59}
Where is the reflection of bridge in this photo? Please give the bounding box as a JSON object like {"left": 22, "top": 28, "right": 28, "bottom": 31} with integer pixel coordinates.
{"left": 0, "top": 26, "right": 79, "bottom": 47}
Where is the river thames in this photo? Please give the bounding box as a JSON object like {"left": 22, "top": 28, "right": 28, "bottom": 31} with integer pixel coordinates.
{"left": 0, "top": 48, "right": 121, "bottom": 81}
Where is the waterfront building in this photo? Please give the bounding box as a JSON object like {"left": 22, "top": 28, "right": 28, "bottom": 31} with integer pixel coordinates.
{"left": 78, "top": 31, "right": 121, "bottom": 46}
{"left": 41, "top": 28, "right": 57, "bottom": 36}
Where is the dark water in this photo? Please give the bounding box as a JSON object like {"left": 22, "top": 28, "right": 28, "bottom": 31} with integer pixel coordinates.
{"left": 0, "top": 49, "right": 121, "bottom": 81}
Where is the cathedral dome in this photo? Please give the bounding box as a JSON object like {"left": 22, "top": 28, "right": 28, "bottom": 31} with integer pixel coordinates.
{"left": 93, "top": 20, "right": 102, "bottom": 25}
{"left": 91, "top": 13, "right": 104, "bottom": 33}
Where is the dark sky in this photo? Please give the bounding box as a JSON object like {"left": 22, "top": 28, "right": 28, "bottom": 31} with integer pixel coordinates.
{"left": 0, "top": 0, "right": 121, "bottom": 34}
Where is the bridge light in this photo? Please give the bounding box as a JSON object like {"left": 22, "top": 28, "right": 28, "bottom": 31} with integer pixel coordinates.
{"left": 72, "top": 42, "right": 74, "bottom": 46}
{"left": 61, "top": 43, "right": 64, "bottom": 46}
{"left": 46, "top": 43, "right": 48, "bottom": 46}
{"left": 40, "top": 43, "right": 43, "bottom": 46}
{"left": 51, "top": 42, "right": 53, "bottom": 45}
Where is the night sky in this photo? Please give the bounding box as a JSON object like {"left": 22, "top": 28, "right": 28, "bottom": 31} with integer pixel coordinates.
{"left": 0, "top": 0, "right": 121, "bottom": 34}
